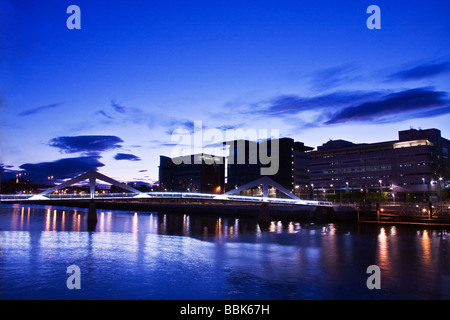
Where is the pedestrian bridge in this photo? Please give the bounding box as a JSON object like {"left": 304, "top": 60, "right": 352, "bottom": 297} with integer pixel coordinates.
{"left": 0, "top": 170, "right": 332, "bottom": 208}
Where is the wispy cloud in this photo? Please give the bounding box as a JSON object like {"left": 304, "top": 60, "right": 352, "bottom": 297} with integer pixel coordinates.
{"left": 387, "top": 61, "right": 450, "bottom": 81}
{"left": 94, "top": 100, "right": 195, "bottom": 134}
{"left": 18, "top": 103, "right": 63, "bottom": 117}
{"left": 253, "top": 91, "right": 384, "bottom": 117}
{"left": 163, "top": 119, "right": 198, "bottom": 135}
{"left": 94, "top": 100, "right": 157, "bottom": 128}
{"left": 95, "top": 110, "right": 113, "bottom": 120}
{"left": 111, "top": 100, "right": 127, "bottom": 113}
{"left": 310, "top": 64, "right": 361, "bottom": 91}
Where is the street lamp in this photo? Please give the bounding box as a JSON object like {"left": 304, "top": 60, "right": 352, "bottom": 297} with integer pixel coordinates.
{"left": 378, "top": 180, "right": 382, "bottom": 203}
{"left": 422, "top": 178, "right": 426, "bottom": 201}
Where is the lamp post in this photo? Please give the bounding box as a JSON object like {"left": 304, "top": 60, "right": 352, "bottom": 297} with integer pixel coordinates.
{"left": 391, "top": 184, "right": 396, "bottom": 205}
{"left": 422, "top": 177, "right": 426, "bottom": 201}
{"left": 378, "top": 180, "right": 382, "bottom": 202}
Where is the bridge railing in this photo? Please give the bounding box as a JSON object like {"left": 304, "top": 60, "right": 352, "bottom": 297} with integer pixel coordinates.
{"left": 0, "top": 194, "right": 33, "bottom": 201}
{"left": 45, "top": 194, "right": 92, "bottom": 200}
{"left": 94, "top": 193, "right": 140, "bottom": 199}
{"left": 0, "top": 192, "right": 333, "bottom": 207}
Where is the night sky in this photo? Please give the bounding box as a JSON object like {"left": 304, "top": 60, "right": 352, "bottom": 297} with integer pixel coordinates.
{"left": 1, "top": 0, "right": 449, "bottom": 185}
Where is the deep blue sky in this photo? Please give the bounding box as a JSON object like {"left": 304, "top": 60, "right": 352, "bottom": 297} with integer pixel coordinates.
{"left": 1, "top": 0, "right": 450, "bottom": 184}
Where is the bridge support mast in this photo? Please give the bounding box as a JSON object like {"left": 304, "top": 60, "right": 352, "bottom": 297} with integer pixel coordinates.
{"left": 88, "top": 199, "right": 97, "bottom": 224}
{"left": 258, "top": 203, "right": 271, "bottom": 228}
{"left": 88, "top": 176, "right": 97, "bottom": 224}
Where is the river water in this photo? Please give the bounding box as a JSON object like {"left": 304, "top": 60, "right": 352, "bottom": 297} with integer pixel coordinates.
{"left": 0, "top": 204, "right": 448, "bottom": 300}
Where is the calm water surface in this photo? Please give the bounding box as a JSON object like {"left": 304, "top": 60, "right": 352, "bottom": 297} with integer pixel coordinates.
{"left": 0, "top": 204, "right": 448, "bottom": 300}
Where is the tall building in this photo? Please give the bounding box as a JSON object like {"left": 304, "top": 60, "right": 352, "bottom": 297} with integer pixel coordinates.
{"left": 159, "top": 154, "right": 225, "bottom": 193}
{"left": 292, "top": 141, "right": 314, "bottom": 197}
{"left": 225, "top": 139, "right": 261, "bottom": 191}
{"left": 308, "top": 128, "right": 450, "bottom": 200}
{"left": 225, "top": 138, "right": 313, "bottom": 195}
{"left": 158, "top": 138, "right": 312, "bottom": 197}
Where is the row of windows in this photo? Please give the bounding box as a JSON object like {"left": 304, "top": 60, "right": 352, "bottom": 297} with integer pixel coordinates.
{"left": 400, "top": 172, "right": 433, "bottom": 176}
{"left": 312, "top": 175, "right": 391, "bottom": 183}
{"left": 312, "top": 165, "right": 391, "bottom": 174}
{"left": 318, "top": 149, "right": 391, "bottom": 158}
{"left": 398, "top": 162, "right": 431, "bottom": 168}
{"left": 331, "top": 148, "right": 392, "bottom": 156}
{"left": 311, "top": 158, "right": 390, "bottom": 166}
{"left": 317, "top": 152, "right": 433, "bottom": 160}
{"left": 396, "top": 152, "right": 433, "bottom": 158}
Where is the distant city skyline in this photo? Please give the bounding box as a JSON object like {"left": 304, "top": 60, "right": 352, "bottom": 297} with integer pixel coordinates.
{"left": 1, "top": 0, "right": 449, "bottom": 184}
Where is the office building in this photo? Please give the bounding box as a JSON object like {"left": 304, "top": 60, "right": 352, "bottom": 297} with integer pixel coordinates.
{"left": 308, "top": 128, "right": 450, "bottom": 201}
{"left": 159, "top": 153, "right": 225, "bottom": 193}
{"left": 225, "top": 138, "right": 313, "bottom": 196}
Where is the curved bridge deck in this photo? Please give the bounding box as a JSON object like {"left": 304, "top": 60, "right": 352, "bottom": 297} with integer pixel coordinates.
{"left": 0, "top": 191, "right": 332, "bottom": 207}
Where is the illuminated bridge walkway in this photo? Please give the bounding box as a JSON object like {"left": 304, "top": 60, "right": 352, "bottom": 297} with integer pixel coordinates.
{"left": 0, "top": 171, "right": 346, "bottom": 224}
{"left": 0, "top": 171, "right": 332, "bottom": 207}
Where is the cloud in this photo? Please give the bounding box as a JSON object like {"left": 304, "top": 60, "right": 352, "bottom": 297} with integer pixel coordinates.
{"left": 18, "top": 103, "right": 63, "bottom": 117}
{"left": 114, "top": 153, "right": 141, "bottom": 161}
{"left": 310, "top": 64, "right": 360, "bottom": 91}
{"left": 237, "top": 86, "right": 450, "bottom": 127}
{"left": 95, "top": 110, "right": 113, "bottom": 120}
{"left": 216, "top": 123, "right": 246, "bottom": 131}
{"left": 19, "top": 156, "right": 105, "bottom": 184}
{"left": 49, "top": 135, "right": 123, "bottom": 154}
{"left": 326, "top": 87, "right": 450, "bottom": 124}
{"left": 254, "top": 91, "right": 383, "bottom": 117}
{"left": 163, "top": 119, "right": 197, "bottom": 135}
{"left": 111, "top": 100, "right": 127, "bottom": 113}
{"left": 93, "top": 100, "right": 206, "bottom": 137}
{"left": 388, "top": 61, "right": 450, "bottom": 81}
{"left": 94, "top": 100, "right": 159, "bottom": 128}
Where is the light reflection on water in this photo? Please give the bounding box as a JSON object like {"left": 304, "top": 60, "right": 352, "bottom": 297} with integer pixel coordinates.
{"left": 0, "top": 204, "right": 449, "bottom": 300}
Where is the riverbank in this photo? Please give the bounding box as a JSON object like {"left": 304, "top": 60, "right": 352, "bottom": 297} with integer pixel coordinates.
{"left": 356, "top": 202, "right": 450, "bottom": 228}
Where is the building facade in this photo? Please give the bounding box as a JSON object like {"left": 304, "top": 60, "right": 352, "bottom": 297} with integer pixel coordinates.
{"left": 225, "top": 138, "right": 313, "bottom": 196}
{"left": 159, "top": 154, "right": 225, "bottom": 193}
{"left": 308, "top": 128, "right": 450, "bottom": 201}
